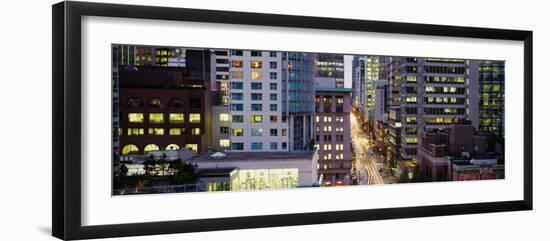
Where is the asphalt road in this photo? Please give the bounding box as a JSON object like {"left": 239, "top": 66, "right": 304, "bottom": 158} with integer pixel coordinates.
{"left": 350, "top": 113, "right": 385, "bottom": 185}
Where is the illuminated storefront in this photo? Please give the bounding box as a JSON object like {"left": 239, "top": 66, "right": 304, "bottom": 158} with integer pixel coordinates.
{"left": 230, "top": 168, "right": 299, "bottom": 191}
{"left": 192, "top": 151, "right": 319, "bottom": 190}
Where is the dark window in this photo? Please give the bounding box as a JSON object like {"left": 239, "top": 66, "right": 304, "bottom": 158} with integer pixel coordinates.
{"left": 251, "top": 51, "right": 262, "bottom": 57}
{"left": 220, "top": 126, "right": 229, "bottom": 134}
{"left": 215, "top": 50, "right": 228, "bottom": 56}
{"left": 126, "top": 97, "right": 144, "bottom": 108}
{"left": 189, "top": 98, "right": 201, "bottom": 109}
{"left": 231, "top": 50, "right": 243, "bottom": 56}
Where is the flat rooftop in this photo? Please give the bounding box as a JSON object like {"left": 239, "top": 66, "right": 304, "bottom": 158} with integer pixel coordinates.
{"left": 191, "top": 151, "right": 315, "bottom": 162}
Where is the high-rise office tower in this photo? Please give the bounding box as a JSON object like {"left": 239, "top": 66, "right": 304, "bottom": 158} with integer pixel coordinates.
{"left": 315, "top": 54, "right": 345, "bottom": 88}
{"left": 397, "top": 57, "right": 477, "bottom": 163}
{"left": 282, "top": 52, "right": 316, "bottom": 151}
{"left": 478, "top": 60, "right": 505, "bottom": 138}
{"left": 211, "top": 50, "right": 288, "bottom": 152}
{"left": 352, "top": 57, "right": 366, "bottom": 108}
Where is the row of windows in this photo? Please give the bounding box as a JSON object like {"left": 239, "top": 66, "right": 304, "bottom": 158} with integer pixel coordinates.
{"left": 229, "top": 126, "right": 288, "bottom": 136}
{"left": 126, "top": 97, "right": 200, "bottom": 109}
{"left": 227, "top": 128, "right": 288, "bottom": 137}
{"left": 219, "top": 114, "right": 282, "bottom": 124}
{"left": 223, "top": 60, "right": 278, "bottom": 69}
{"left": 121, "top": 143, "right": 198, "bottom": 155}
{"left": 230, "top": 82, "right": 278, "bottom": 90}
{"left": 229, "top": 93, "right": 278, "bottom": 101}
{"left": 230, "top": 141, "right": 287, "bottom": 151}
{"left": 424, "top": 76, "right": 465, "bottom": 84}
{"left": 315, "top": 125, "right": 346, "bottom": 133}
{"left": 424, "top": 66, "right": 466, "bottom": 74}
{"left": 314, "top": 116, "right": 345, "bottom": 123}
{"left": 424, "top": 117, "right": 466, "bottom": 125}
{"left": 230, "top": 103, "right": 278, "bottom": 112}
{"left": 322, "top": 153, "right": 345, "bottom": 161}
{"left": 425, "top": 86, "right": 465, "bottom": 94}
{"left": 314, "top": 96, "right": 345, "bottom": 104}
{"left": 424, "top": 108, "right": 465, "bottom": 115}
{"left": 127, "top": 113, "right": 200, "bottom": 124}
{"left": 320, "top": 144, "right": 345, "bottom": 151}
{"left": 220, "top": 71, "right": 278, "bottom": 80}
{"left": 216, "top": 50, "right": 278, "bottom": 57}
{"left": 315, "top": 134, "right": 345, "bottom": 142}
{"left": 125, "top": 127, "right": 201, "bottom": 136}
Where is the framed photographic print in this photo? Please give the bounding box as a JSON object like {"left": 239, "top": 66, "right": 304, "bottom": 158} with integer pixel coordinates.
{"left": 52, "top": 1, "right": 533, "bottom": 240}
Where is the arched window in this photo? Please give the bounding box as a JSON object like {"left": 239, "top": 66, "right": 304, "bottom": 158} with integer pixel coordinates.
{"left": 121, "top": 144, "right": 139, "bottom": 155}
{"left": 126, "top": 97, "right": 144, "bottom": 108}
{"left": 169, "top": 98, "right": 184, "bottom": 109}
{"left": 144, "top": 144, "right": 160, "bottom": 154}
{"left": 149, "top": 98, "right": 164, "bottom": 108}
{"left": 165, "top": 144, "right": 180, "bottom": 150}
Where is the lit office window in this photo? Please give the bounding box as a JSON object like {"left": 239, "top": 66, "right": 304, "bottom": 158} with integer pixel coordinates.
{"left": 232, "top": 60, "right": 243, "bottom": 68}
{"left": 251, "top": 60, "right": 262, "bottom": 68}
{"left": 232, "top": 128, "right": 243, "bottom": 136}
{"left": 121, "top": 144, "right": 139, "bottom": 155}
{"left": 251, "top": 115, "right": 263, "bottom": 123}
{"left": 169, "top": 128, "right": 185, "bottom": 135}
{"left": 191, "top": 128, "right": 201, "bottom": 135}
{"left": 149, "top": 113, "right": 164, "bottom": 123}
{"left": 251, "top": 71, "right": 262, "bottom": 80}
{"left": 128, "top": 113, "right": 144, "bottom": 123}
{"left": 185, "top": 144, "right": 198, "bottom": 153}
{"left": 127, "top": 128, "right": 144, "bottom": 136}
{"left": 220, "top": 139, "right": 230, "bottom": 148}
{"left": 144, "top": 144, "right": 160, "bottom": 154}
{"left": 148, "top": 128, "right": 164, "bottom": 136}
{"left": 169, "top": 113, "right": 184, "bottom": 123}
{"left": 219, "top": 113, "right": 230, "bottom": 121}
{"left": 165, "top": 144, "right": 180, "bottom": 150}
{"left": 231, "top": 71, "right": 243, "bottom": 79}
{"left": 189, "top": 113, "right": 201, "bottom": 123}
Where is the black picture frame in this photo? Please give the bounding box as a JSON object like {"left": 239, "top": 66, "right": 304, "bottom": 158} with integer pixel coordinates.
{"left": 52, "top": 1, "right": 533, "bottom": 240}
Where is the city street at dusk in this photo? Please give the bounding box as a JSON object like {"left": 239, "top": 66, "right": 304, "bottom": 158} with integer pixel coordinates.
{"left": 350, "top": 112, "right": 384, "bottom": 185}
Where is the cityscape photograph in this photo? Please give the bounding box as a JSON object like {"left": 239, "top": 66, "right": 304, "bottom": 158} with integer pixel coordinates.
{"left": 111, "top": 45, "right": 505, "bottom": 195}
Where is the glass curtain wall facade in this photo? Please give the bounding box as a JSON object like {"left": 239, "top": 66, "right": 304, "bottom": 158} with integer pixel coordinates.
{"left": 282, "top": 52, "right": 316, "bottom": 150}
{"left": 478, "top": 60, "right": 505, "bottom": 138}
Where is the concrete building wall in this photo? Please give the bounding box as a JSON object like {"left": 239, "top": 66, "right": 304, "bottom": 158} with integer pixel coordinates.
{"left": 315, "top": 90, "right": 353, "bottom": 186}
{"left": 212, "top": 50, "right": 288, "bottom": 152}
